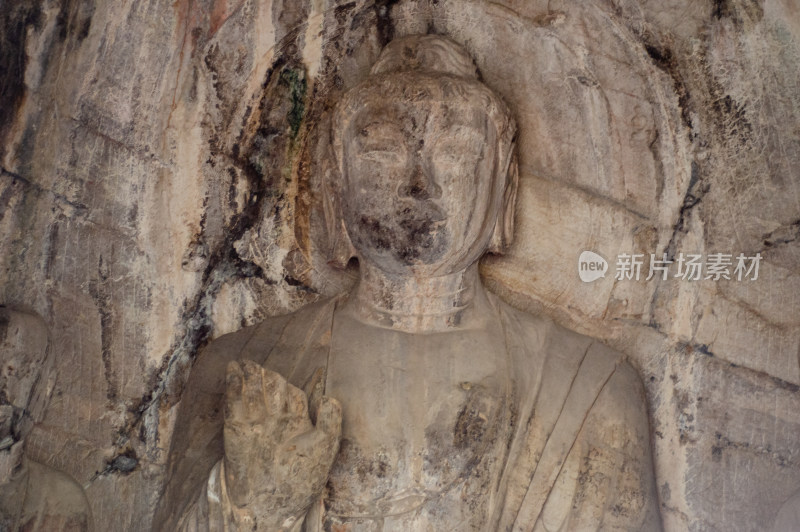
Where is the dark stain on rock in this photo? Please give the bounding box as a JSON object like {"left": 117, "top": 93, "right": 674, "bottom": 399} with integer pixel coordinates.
{"left": 684, "top": 342, "right": 715, "bottom": 358}
{"left": 453, "top": 389, "right": 491, "bottom": 450}
{"left": 88, "top": 254, "right": 118, "bottom": 402}
{"left": 712, "top": 0, "right": 764, "bottom": 26}
{"left": 279, "top": 67, "right": 308, "bottom": 142}
{"left": 329, "top": 438, "right": 392, "bottom": 490}
{"left": 712, "top": 0, "right": 734, "bottom": 19}
{"left": 127, "top": 195, "right": 139, "bottom": 227}
{"left": 0, "top": 2, "right": 42, "bottom": 160}
{"left": 358, "top": 215, "right": 393, "bottom": 251}
{"left": 711, "top": 432, "right": 725, "bottom": 462}
{"left": 711, "top": 430, "right": 796, "bottom": 468}
{"left": 101, "top": 447, "right": 138, "bottom": 476}
{"left": 710, "top": 91, "right": 752, "bottom": 141}
{"left": 373, "top": 0, "right": 399, "bottom": 46}
{"left": 643, "top": 42, "right": 693, "bottom": 132}
{"left": 768, "top": 374, "right": 800, "bottom": 394}
{"left": 55, "top": 0, "right": 94, "bottom": 43}
{"left": 665, "top": 162, "right": 709, "bottom": 259}
{"left": 0, "top": 309, "right": 8, "bottom": 345}
{"left": 397, "top": 216, "right": 436, "bottom": 262}
{"left": 245, "top": 58, "right": 311, "bottom": 197}
{"left": 0, "top": 169, "right": 28, "bottom": 224}
{"left": 226, "top": 166, "right": 239, "bottom": 207}
{"left": 357, "top": 209, "right": 444, "bottom": 265}
{"left": 283, "top": 274, "right": 307, "bottom": 288}
{"left": 12, "top": 121, "right": 39, "bottom": 180}
{"left": 696, "top": 344, "right": 714, "bottom": 357}
{"left": 41, "top": 221, "right": 60, "bottom": 279}
{"left": 118, "top": 55, "right": 305, "bottom": 451}
{"left": 348, "top": 5, "right": 372, "bottom": 35}
{"left": 763, "top": 219, "right": 800, "bottom": 248}
{"left": 292, "top": 142, "right": 314, "bottom": 273}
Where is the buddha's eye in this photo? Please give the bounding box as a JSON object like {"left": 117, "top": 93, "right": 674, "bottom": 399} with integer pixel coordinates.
{"left": 432, "top": 150, "right": 464, "bottom": 166}
{"left": 430, "top": 126, "right": 486, "bottom": 171}
{"left": 358, "top": 149, "right": 405, "bottom": 165}
{"left": 431, "top": 144, "right": 483, "bottom": 172}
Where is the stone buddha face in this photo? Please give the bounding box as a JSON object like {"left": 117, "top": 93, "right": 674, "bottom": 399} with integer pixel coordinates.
{"left": 342, "top": 100, "right": 498, "bottom": 274}
{"left": 328, "top": 35, "right": 518, "bottom": 278}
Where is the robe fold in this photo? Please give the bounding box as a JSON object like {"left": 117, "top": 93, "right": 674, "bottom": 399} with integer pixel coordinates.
{"left": 153, "top": 293, "right": 662, "bottom": 531}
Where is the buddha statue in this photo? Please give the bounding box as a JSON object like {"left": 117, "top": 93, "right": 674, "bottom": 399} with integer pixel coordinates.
{"left": 155, "top": 35, "right": 662, "bottom": 531}
{"left": 0, "top": 307, "right": 92, "bottom": 531}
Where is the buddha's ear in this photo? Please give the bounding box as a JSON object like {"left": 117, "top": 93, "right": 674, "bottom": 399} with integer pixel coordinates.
{"left": 322, "top": 142, "right": 357, "bottom": 269}
{"left": 488, "top": 149, "right": 519, "bottom": 255}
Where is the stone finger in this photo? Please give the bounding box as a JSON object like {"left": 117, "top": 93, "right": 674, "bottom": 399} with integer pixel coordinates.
{"left": 261, "top": 367, "right": 288, "bottom": 418}
{"left": 303, "top": 367, "right": 326, "bottom": 424}
{"left": 224, "top": 361, "right": 246, "bottom": 423}
{"left": 284, "top": 383, "right": 312, "bottom": 437}
{"left": 286, "top": 382, "right": 309, "bottom": 418}
{"left": 239, "top": 359, "right": 269, "bottom": 422}
{"left": 315, "top": 396, "right": 342, "bottom": 442}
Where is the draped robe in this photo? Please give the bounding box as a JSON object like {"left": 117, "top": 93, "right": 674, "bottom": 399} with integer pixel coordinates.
{"left": 154, "top": 293, "right": 662, "bottom": 531}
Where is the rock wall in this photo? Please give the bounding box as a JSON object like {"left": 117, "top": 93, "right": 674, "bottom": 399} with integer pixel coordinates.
{"left": 0, "top": 0, "right": 798, "bottom": 530}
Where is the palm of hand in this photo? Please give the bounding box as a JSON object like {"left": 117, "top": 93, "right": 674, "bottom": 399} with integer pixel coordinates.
{"left": 223, "top": 360, "right": 342, "bottom": 528}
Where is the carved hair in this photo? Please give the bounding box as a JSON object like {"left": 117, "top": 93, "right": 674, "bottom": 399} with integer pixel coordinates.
{"left": 325, "top": 35, "right": 519, "bottom": 267}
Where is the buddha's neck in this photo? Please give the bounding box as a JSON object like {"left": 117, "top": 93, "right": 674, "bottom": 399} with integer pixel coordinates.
{"left": 348, "top": 261, "right": 487, "bottom": 333}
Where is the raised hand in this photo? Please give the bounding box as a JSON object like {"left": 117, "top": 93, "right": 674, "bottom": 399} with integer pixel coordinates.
{"left": 222, "top": 360, "right": 341, "bottom": 530}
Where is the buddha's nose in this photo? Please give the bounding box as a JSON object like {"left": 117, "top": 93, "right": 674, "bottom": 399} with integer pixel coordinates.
{"left": 399, "top": 158, "right": 442, "bottom": 200}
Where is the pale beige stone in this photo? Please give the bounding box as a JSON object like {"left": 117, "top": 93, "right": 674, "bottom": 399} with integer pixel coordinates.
{"left": 155, "top": 34, "right": 661, "bottom": 532}
{"left": 0, "top": 1, "right": 798, "bottom": 530}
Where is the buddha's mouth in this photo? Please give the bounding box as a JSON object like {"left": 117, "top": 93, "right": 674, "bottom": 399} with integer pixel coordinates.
{"left": 395, "top": 200, "right": 446, "bottom": 224}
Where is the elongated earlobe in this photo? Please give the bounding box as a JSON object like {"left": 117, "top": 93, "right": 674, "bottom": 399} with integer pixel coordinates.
{"left": 322, "top": 162, "right": 357, "bottom": 269}
{"left": 488, "top": 150, "right": 519, "bottom": 255}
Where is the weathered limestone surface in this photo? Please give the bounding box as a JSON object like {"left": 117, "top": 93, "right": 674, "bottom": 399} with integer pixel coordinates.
{"left": 153, "top": 34, "right": 662, "bottom": 530}
{"left": 0, "top": 0, "right": 798, "bottom": 530}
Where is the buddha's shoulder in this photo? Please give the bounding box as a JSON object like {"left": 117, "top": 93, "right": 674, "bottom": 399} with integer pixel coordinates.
{"left": 191, "top": 296, "right": 339, "bottom": 387}
{"left": 492, "top": 295, "right": 646, "bottom": 424}
{"left": 203, "top": 296, "right": 337, "bottom": 354}
{"left": 490, "top": 293, "right": 634, "bottom": 377}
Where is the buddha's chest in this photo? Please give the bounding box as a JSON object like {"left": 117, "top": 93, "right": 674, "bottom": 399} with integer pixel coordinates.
{"left": 322, "top": 322, "right": 511, "bottom": 526}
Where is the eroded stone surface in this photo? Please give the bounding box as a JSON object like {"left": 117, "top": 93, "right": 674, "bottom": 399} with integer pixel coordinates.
{"left": 156, "top": 34, "right": 661, "bottom": 531}
{"left": 0, "top": 0, "right": 798, "bottom": 530}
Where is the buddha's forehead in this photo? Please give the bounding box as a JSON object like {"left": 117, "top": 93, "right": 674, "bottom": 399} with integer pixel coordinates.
{"left": 348, "top": 99, "right": 494, "bottom": 137}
